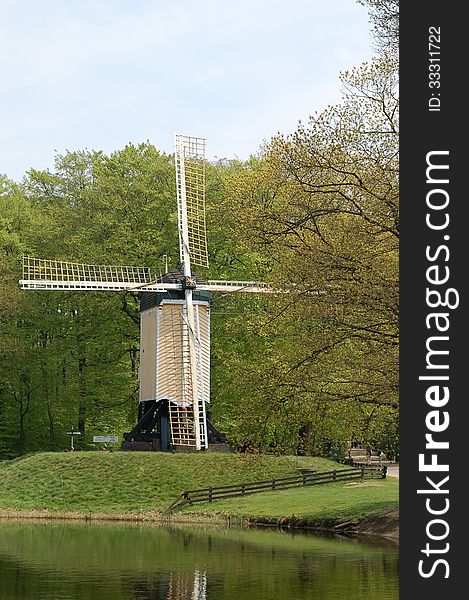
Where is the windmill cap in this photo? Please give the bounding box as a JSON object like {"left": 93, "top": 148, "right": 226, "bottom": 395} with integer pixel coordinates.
{"left": 159, "top": 267, "right": 206, "bottom": 286}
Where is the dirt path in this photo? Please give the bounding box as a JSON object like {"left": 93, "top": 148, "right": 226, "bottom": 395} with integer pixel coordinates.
{"left": 386, "top": 465, "right": 399, "bottom": 479}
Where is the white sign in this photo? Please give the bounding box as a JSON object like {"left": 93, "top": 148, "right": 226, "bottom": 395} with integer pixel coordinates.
{"left": 93, "top": 436, "right": 118, "bottom": 443}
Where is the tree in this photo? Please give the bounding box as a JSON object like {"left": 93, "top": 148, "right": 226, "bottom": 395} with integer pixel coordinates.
{"left": 0, "top": 144, "right": 180, "bottom": 454}
{"left": 358, "top": 0, "right": 399, "bottom": 58}
{"left": 219, "top": 56, "right": 399, "bottom": 454}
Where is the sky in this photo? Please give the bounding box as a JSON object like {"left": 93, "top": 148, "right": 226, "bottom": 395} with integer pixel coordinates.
{"left": 0, "top": 0, "right": 375, "bottom": 182}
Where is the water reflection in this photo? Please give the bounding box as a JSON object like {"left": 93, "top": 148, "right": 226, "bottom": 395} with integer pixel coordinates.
{"left": 0, "top": 521, "right": 398, "bottom": 600}
{"left": 126, "top": 570, "right": 206, "bottom": 600}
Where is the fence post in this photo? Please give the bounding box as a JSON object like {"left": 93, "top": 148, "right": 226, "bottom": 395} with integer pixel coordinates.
{"left": 333, "top": 470, "right": 336, "bottom": 482}
{"left": 208, "top": 487, "right": 213, "bottom": 502}
{"left": 303, "top": 474, "right": 307, "bottom": 486}
{"left": 382, "top": 465, "right": 388, "bottom": 479}
{"left": 241, "top": 484, "right": 245, "bottom": 495}
{"left": 361, "top": 466, "right": 365, "bottom": 479}
{"left": 272, "top": 479, "right": 276, "bottom": 490}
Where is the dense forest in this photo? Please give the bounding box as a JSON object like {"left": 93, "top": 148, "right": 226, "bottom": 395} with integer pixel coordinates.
{"left": 0, "top": 1, "right": 399, "bottom": 460}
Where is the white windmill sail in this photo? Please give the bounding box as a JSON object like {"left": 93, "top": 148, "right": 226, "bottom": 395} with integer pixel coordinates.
{"left": 19, "top": 256, "right": 272, "bottom": 294}
{"left": 174, "top": 133, "right": 209, "bottom": 450}
{"left": 19, "top": 256, "right": 173, "bottom": 291}
{"left": 174, "top": 134, "right": 209, "bottom": 269}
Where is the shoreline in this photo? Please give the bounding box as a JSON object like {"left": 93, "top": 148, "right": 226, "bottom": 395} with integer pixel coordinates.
{"left": 0, "top": 506, "right": 399, "bottom": 541}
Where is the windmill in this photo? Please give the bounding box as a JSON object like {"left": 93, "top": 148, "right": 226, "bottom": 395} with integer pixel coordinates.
{"left": 19, "top": 134, "right": 273, "bottom": 451}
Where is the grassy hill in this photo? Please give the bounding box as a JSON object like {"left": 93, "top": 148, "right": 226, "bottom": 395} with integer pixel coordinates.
{"left": 0, "top": 451, "right": 398, "bottom": 528}
{"left": 0, "top": 451, "right": 335, "bottom": 513}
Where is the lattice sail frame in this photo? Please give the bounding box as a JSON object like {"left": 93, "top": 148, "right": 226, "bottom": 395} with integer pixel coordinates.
{"left": 22, "top": 256, "right": 159, "bottom": 285}
{"left": 20, "top": 257, "right": 272, "bottom": 294}
{"left": 174, "top": 134, "right": 209, "bottom": 269}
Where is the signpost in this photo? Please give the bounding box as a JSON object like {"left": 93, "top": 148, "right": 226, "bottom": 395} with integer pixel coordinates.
{"left": 66, "top": 428, "right": 81, "bottom": 450}
{"left": 93, "top": 436, "right": 118, "bottom": 444}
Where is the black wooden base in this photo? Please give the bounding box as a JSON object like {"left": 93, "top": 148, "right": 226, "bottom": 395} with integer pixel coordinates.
{"left": 122, "top": 399, "right": 230, "bottom": 452}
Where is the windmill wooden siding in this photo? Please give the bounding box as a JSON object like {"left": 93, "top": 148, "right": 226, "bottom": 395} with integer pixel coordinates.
{"left": 139, "top": 300, "right": 210, "bottom": 407}
{"left": 140, "top": 308, "right": 157, "bottom": 401}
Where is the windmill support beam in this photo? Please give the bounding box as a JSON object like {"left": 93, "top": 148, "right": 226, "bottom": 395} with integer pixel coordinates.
{"left": 185, "top": 290, "right": 204, "bottom": 450}
{"left": 19, "top": 280, "right": 181, "bottom": 292}
{"left": 19, "top": 278, "right": 274, "bottom": 294}
{"left": 200, "top": 283, "right": 274, "bottom": 294}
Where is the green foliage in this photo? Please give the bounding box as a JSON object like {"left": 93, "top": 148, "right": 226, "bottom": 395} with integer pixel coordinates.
{"left": 214, "top": 57, "right": 399, "bottom": 456}
{"left": 0, "top": 146, "right": 174, "bottom": 455}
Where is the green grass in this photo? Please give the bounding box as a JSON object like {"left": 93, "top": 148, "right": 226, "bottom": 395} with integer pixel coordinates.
{"left": 0, "top": 451, "right": 398, "bottom": 528}
{"left": 186, "top": 478, "right": 399, "bottom": 527}
{"left": 0, "top": 451, "right": 336, "bottom": 514}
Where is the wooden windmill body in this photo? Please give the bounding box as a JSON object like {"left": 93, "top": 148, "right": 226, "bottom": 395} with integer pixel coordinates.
{"left": 19, "top": 134, "right": 272, "bottom": 451}
{"left": 136, "top": 273, "right": 212, "bottom": 450}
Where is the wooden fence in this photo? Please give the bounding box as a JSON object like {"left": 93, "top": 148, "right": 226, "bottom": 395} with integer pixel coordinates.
{"left": 166, "top": 465, "right": 387, "bottom": 512}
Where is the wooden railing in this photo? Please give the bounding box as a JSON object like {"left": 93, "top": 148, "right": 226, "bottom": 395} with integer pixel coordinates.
{"left": 166, "top": 465, "right": 387, "bottom": 512}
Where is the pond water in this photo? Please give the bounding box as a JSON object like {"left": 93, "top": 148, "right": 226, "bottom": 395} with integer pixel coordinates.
{"left": 0, "top": 521, "right": 398, "bottom": 600}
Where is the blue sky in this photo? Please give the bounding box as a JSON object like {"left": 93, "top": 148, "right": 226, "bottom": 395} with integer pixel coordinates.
{"left": 0, "top": 0, "right": 374, "bottom": 181}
